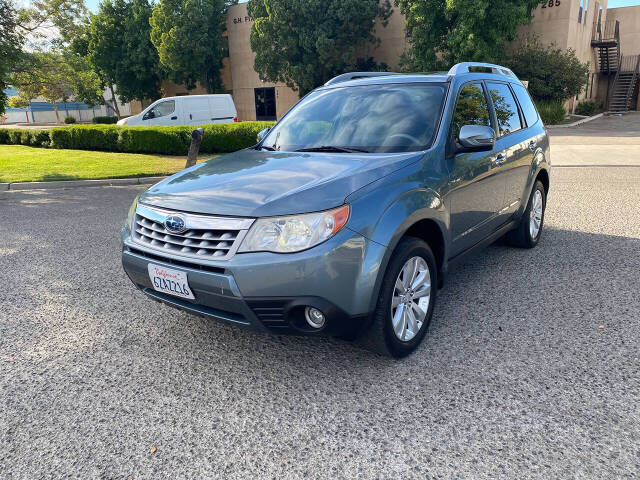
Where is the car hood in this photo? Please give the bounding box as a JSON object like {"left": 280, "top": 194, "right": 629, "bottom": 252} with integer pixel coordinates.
{"left": 140, "top": 149, "right": 424, "bottom": 217}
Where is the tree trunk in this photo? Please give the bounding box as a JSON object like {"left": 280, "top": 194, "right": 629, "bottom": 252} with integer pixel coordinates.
{"left": 109, "top": 85, "right": 121, "bottom": 118}
{"left": 53, "top": 100, "right": 60, "bottom": 124}
{"left": 185, "top": 128, "right": 204, "bottom": 169}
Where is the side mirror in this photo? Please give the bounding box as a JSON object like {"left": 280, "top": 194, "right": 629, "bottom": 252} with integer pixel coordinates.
{"left": 257, "top": 127, "right": 270, "bottom": 142}
{"left": 457, "top": 125, "right": 495, "bottom": 152}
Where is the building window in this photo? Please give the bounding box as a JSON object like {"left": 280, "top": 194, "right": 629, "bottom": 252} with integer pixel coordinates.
{"left": 255, "top": 87, "right": 276, "bottom": 121}
{"left": 578, "top": 0, "right": 583, "bottom": 23}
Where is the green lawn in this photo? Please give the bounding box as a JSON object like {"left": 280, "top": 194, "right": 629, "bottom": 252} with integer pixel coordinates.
{"left": 0, "top": 145, "right": 217, "bottom": 183}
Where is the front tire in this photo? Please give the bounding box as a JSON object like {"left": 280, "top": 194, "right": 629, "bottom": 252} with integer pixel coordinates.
{"left": 507, "top": 180, "right": 546, "bottom": 248}
{"left": 357, "top": 237, "right": 437, "bottom": 358}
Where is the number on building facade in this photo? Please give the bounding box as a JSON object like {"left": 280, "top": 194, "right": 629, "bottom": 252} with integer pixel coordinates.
{"left": 541, "top": 0, "right": 561, "bottom": 7}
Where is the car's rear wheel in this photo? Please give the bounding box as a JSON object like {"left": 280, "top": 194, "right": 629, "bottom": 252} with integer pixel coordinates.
{"left": 507, "top": 180, "right": 546, "bottom": 248}
{"left": 358, "top": 237, "right": 437, "bottom": 358}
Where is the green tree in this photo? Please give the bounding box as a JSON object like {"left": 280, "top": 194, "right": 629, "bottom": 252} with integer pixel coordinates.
{"left": 150, "top": 0, "right": 235, "bottom": 93}
{"left": 85, "top": 0, "right": 128, "bottom": 116}
{"left": 396, "top": 0, "right": 542, "bottom": 71}
{"left": 247, "top": 0, "right": 393, "bottom": 96}
{"left": 79, "top": 0, "right": 161, "bottom": 117}
{"left": 119, "top": 0, "right": 162, "bottom": 102}
{"left": 15, "top": 0, "right": 88, "bottom": 47}
{"left": 65, "top": 53, "right": 105, "bottom": 107}
{"left": 507, "top": 38, "right": 589, "bottom": 102}
{"left": 10, "top": 52, "right": 80, "bottom": 123}
{"left": 0, "top": 0, "right": 23, "bottom": 115}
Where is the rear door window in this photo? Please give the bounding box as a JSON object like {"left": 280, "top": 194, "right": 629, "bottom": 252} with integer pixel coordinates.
{"left": 511, "top": 84, "right": 539, "bottom": 128}
{"left": 487, "top": 82, "right": 522, "bottom": 136}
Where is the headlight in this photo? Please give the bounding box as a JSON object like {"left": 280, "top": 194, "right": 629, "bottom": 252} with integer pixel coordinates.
{"left": 126, "top": 194, "right": 140, "bottom": 232}
{"left": 240, "top": 205, "right": 350, "bottom": 253}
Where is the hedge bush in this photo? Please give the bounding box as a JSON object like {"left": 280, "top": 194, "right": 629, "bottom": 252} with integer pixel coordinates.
{"left": 1, "top": 128, "right": 51, "bottom": 147}
{"left": 575, "top": 100, "right": 600, "bottom": 117}
{"left": 535, "top": 100, "right": 566, "bottom": 125}
{"left": 0, "top": 121, "right": 275, "bottom": 155}
{"left": 64, "top": 116, "right": 76, "bottom": 124}
{"left": 93, "top": 116, "right": 119, "bottom": 124}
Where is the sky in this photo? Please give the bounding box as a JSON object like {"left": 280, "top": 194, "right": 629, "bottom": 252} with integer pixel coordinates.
{"left": 83, "top": 0, "right": 640, "bottom": 13}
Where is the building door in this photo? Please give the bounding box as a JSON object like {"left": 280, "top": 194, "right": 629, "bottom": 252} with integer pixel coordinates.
{"left": 255, "top": 87, "right": 276, "bottom": 121}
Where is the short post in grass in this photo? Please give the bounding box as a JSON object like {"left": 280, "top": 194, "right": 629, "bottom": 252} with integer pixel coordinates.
{"left": 185, "top": 128, "right": 204, "bottom": 169}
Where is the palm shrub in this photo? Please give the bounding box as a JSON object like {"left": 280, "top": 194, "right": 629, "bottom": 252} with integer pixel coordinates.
{"left": 575, "top": 100, "right": 600, "bottom": 116}
{"left": 536, "top": 100, "right": 565, "bottom": 125}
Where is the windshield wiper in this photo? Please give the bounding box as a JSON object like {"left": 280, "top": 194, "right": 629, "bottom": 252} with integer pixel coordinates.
{"left": 258, "top": 145, "right": 276, "bottom": 151}
{"left": 295, "top": 145, "right": 369, "bottom": 153}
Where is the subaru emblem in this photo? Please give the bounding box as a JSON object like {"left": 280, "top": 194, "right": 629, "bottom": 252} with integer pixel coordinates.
{"left": 164, "top": 215, "right": 187, "bottom": 234}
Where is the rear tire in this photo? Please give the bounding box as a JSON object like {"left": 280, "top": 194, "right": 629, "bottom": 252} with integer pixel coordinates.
{"left": 507, "top": 180, "right": 546, "bottom": 248}
{"left": 357, "top": 237, "right": 437, "bottom": 358}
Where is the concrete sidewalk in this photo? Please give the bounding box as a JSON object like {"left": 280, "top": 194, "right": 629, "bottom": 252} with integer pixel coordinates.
{"left": 0, "top": 176, "right": 166, "bottom": 191}
{"left": 549, "top": 112, "right": 640, "bottom": 167}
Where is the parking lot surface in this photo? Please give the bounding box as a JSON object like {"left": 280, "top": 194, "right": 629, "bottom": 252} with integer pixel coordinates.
{"left": 1, "top": 134, "right": 640, "bottom": 478}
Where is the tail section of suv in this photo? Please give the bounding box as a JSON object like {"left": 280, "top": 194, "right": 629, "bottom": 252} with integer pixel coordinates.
{"left": 121, "top": 62, "right": 550, "bottom": 358}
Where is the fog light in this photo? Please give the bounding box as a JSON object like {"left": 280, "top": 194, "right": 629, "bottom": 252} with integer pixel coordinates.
{"left": 304, "top": 307, "right": 326, "bottom": 329}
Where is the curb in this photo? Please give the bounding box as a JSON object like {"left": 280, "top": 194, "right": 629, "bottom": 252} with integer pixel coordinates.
{"left": 547, "top": 113, "right": 603, "bottom": 128}
{"left": 3, "top": 176, "right": 167, "bottom": 191}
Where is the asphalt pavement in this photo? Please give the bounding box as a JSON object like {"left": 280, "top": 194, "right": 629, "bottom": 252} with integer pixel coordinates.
{"left": 1, "top": 152, "right": 640, "bottom": 478}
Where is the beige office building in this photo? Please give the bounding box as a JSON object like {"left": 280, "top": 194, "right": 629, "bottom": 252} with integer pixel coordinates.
{"left": 136, "top": 1, "right": 640, "bottom": 119}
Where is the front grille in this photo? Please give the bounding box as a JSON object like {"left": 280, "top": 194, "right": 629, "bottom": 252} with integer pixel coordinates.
{"left": 131, "top": 204, "right": 253, "bottom": 261}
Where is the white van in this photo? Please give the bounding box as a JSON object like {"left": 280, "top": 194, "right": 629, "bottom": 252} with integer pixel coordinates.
{"left": 118, "top": 95, "right": 238, "bottom": 127}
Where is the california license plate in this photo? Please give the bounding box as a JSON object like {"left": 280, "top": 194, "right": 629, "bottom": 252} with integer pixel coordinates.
{"left": 147, "top": 263, "right": 195, "bottom": 300}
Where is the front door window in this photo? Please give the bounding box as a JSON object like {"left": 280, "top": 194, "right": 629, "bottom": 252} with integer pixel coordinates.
{"left": 143, "top": 100, "right": 175, "bottom": 121}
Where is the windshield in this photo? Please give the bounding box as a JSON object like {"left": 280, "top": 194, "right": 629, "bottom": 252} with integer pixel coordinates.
{"left": 261, "top": 83, "right": 447, "bottom": 153}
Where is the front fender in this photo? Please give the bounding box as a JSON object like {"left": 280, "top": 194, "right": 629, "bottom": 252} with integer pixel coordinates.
{"left": 347, "top": 177, "right": 448, "bottom": 313}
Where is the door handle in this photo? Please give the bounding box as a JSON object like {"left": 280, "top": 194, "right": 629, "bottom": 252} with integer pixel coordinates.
{"left": 528, "top": 140, "right": 537, "bottom": 151}
{"left": 493, "top": 154, "right": 506, "bottom": 166}
{"left": 171, "top": 116, "right": 177, "bottom": 120}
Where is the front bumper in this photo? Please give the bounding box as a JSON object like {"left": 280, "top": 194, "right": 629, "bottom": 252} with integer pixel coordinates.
{"left": 121, "top": 226, "right": 386, "bottom": 335}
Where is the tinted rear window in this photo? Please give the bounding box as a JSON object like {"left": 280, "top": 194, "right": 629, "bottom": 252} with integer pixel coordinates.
{"left": 487, "top": 82, "right": 522, "bottom": 136}
{"left": 512, "top": 84, "right": 539, "bottom": 128}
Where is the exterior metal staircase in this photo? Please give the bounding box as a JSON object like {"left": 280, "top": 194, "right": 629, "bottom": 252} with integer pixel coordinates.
{"left": 592, "top": 20, "right": 620, "bottom": 74}
{"left": 592, "top": 19, "right": 640, "bottom": 112}
{"left": 608, "top": 56, "right": 640, "bottom": 112}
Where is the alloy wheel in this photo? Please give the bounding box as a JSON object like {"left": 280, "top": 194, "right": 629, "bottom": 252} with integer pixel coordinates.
{"left": 391, "top": 256, "right": 431, "bottom": 342}
{"left": 529, "top": 189, "right": 543, "bottom": 239}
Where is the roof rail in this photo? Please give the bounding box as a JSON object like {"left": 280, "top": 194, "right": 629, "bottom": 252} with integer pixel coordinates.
{"left": 448, "top": 62, "right": 518, "bottom": 79}
{"left": 324, "top": 71, "right": 398, "bottom": 86}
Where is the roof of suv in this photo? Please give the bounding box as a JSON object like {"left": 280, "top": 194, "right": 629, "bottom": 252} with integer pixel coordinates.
{"left": 319, "top": 62, "right": 521, "bottom": 89}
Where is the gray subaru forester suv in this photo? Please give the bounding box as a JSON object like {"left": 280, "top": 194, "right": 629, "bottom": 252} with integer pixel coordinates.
{"left": 121, "top": 62, "right": 550, "bottom": 358}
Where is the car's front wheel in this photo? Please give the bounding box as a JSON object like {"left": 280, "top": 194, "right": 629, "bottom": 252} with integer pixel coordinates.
{"left": 358, "top": 237, "right": 437, "bottom": 358}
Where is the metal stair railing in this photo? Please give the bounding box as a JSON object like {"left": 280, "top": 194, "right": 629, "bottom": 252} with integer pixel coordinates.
{"left": 606, "top": 55, "right": 622, "bottom": 111}
{"left": 624, "top": 55, "right": 640, "bottom": 111}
